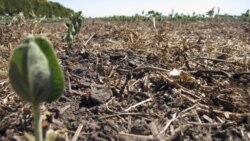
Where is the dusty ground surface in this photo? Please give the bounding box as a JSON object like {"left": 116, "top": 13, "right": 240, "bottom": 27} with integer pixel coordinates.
{"left": 0, "top": 20, "right": 250, "bottom": 141}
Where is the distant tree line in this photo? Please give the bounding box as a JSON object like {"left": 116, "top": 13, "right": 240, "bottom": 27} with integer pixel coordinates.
{"left": 0, "top": 0, "right": 74, "bottom": 17}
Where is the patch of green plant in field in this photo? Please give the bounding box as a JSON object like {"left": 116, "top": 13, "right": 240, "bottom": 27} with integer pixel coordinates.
{"left": 146, "top": 10, "right": 163, "bottom": 21}
{"left": 0, "top": 15, "right": 11, "bottom": 24}
{"left": 98, "top": 15, "right": 144, "bottom": 22}
{"left": 9, "top": 35, "right": 65, "bottom": 141}
{"left": 241, "top": 9, "right": 250, "bottom": 22}
{"left": 95, "top": 8, "right": 250, "bottom": 23}
{"left": 0, "top": 0, "right": 73, "bottom": 18}
{"left": 206, "top": 8, "right": 215, "bottom": 18}
{"left": 65, "top": 11, "right": 83, "bottom": 47}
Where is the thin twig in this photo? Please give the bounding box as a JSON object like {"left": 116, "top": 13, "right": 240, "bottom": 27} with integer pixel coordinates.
{"left": 157, "top": 113, "right": 178, "bottom": 137}
{"left": 105, "top": 97, "right": 119, "bottom": 114}
{"left": 71, "top": 124, "right": 83, "bottom": 141}
{"left": 195, "top": 110, "right": 202, "bottom": 123}
{"left": 83, "top": 34, "right": 95, "bottom": 46}
{"left": 198, "top": 103, "right": 250, "bottom": 117}
{"left": 187, "top": 122, "right": 227, "bottom": 127}
{"left": 99, "top": 112, "right": 160, "bottom": 120}
{"left": 132, "top": 66, "right": 170, "bottom": 73}
{"left": 190, "top": 70, "right": 231, "bottom": 78}
{"left": 124, "top": 98, "right": 152, "bottom": 112}
{"left": 119, "top": 73, "right": 130, "bottom": 98}
{"left": 179, "top": 103, "right": 198, "bottom": 115}
{"left": 2, "top": 92, "right": 15, "bottom": 104}
{"left": 59, "top": 104, "right": 71, "bottom": 114}
{"left": 115, "top": 66, "right": 170, "bottom": 73}
{"left": 108, "top": 66, "right": 116, "bottom": 78}
{"left": 179, "top": 93, "right": 196, "bottom": 104}
{"left": 194, "top": 57, "right": 236, "bottom": 63}
{"left": 118, "top": 131, "right": 154, "bottom": 140}
{"left": 159, "top": 72, "right": 202, "bottom": 100}
{"left": 0, "top": 79, "right": 7, "bottom": 85}
{"left": 166, "top": 124, "right": 191, "bottom": 140}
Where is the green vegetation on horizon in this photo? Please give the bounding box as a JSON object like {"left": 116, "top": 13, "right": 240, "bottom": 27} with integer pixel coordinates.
{"left": 97, "top": 9, "right": 250, "bottom": 22}
{"left": 0, "top": 0, "right": 74, "bottom": 17}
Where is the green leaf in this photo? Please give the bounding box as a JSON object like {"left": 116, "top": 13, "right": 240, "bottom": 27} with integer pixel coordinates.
{"left": 71, "top": 26, "right": 76, "bottom": 35}
{"left": 66, "top": 32, "right": 73, "bottom": 43}
{"left": 27, "top": 41, "right": 51, "bottom": 103}
{"left": 9, "top": 41, "right": 51, "bottom": 103}
{"left": 9, "top": 35, "right": 64, "bottom": 104}
{"left": 74, "top": 11, "right": 82, "bottom": 18}
{"left": 34, "top": 37, "right": 65, "bottom": 102}
{"left": 9, "top": 45, "right": 31, "bottom": 102}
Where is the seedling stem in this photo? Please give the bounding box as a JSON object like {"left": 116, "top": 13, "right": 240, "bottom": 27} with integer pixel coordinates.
{"left": 33, "top": 102, "right": 42, "bottom": 141}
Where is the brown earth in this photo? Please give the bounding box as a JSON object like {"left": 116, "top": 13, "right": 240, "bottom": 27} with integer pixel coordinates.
{"left": 0, "top": 20, "right": 250, "bottom": 141}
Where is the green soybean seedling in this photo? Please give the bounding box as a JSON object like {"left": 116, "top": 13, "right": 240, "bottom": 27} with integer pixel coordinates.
{"left": 65, "top": 11, "right": 83, "bottom": 47}
{"left": 9, "top": 35, "right": 65, "bottom": 141}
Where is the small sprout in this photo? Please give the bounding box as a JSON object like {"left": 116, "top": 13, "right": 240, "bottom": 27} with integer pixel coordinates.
{"left": 9, "top": 35, "right": 65, "bottom": 141}
{"left": 242, "top": 9, "right": 250, "bottom": 22}
{"left": 206, "top": 8, "right": 215, "bottom": 18}
{"left": 65, "top": 11, "right": 83, "bottom": 46}
{"left": 9, "top": 12, "right": 26, "bottom": 27}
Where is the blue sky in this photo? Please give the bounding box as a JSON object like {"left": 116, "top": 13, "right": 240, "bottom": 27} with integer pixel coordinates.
{"left": 50, "top": 0, "right": 249, "bottom": 17}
